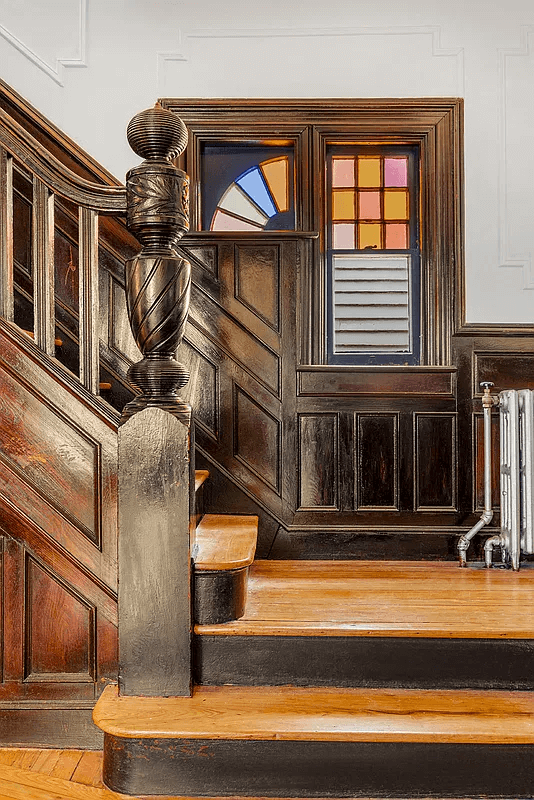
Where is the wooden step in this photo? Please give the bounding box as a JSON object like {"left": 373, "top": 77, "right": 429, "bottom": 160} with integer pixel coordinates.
{"left": 192, "top": 514, "right": 257, "bottom": 625}
{"left": 194, "top": 559, "right": 534, "bottom": 690}
{"left": 94, "top": 683, "right": 534, "bottom": 797}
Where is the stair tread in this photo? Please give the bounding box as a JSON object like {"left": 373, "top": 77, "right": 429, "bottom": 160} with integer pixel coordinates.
{"left": 193, "top": 514, "right": 257, "bottom": 571}
{"left": 94, "top": 683, "right": 534, "bottom": 744}
{"left": 194, "top": 470, "right": 209, "bottom": 492}
{"left": 196, "top": 560, "right": 534, "bottom": 638}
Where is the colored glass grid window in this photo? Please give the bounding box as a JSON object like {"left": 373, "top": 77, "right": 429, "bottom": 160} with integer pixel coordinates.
{"left": 333, "top": 223, "right": 355, "bottom": 249}
{"left": 386, "top": 223, "right": 408, "bottom": 249}
{"left": 332, "top": 190, "right": 355, "bottom": 221}
{"left": 384, "top": 190, "right": 408, "bottom": 220}
{"left": 358, "top": 158, "right": 381, "bottom": 187}
{"left": 384, "top": 158, "right": 408, "bottom": 187}
{"left": 359, "top": 223, "right": 381, "bottom": 249}
{"left": 359, "top": 191, "right": 381, "bottom": 220}
{"left": 332, "top": 158, "right": 355, "bottom": 188}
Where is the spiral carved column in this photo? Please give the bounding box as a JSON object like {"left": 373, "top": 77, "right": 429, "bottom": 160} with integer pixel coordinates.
{"left": 122, "top": 103, "right": 191, "bottom": 423}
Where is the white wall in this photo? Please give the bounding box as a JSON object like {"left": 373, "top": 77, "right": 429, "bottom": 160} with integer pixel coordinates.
{"left": 1, "top": 0, "right": 533, "bottom": 324}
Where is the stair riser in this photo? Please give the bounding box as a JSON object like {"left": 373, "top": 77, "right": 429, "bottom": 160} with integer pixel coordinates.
{"left": 194, "top": 568, "right": 248, "bottom": 624}
{"left": 103, "top": 735, "right": 534, "bottom": 798}
{"left": 195, "top": 635, "right": 534, "bottom": 690}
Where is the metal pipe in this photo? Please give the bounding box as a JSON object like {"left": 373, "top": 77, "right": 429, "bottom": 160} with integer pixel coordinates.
{"left": 458, "top": 382, "right": 496, "bottom": 566}
{"left": 484, "top": 533, "right": 505, "bottom": 568}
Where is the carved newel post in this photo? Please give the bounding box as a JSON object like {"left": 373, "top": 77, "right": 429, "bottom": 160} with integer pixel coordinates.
{"left": 122, "top": 103, "right": 191, "bottom": 422}
{"left": 117, "top": 105, "right": 193, "bottom": 698}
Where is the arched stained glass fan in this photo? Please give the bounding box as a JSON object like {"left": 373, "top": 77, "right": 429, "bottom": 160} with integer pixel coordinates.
{"left": 211, "top": 156, "right": 290, "bottom": 231}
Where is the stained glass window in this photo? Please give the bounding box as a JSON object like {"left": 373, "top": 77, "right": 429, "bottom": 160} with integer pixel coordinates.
{"left": 327, "top": 146, "right": 419, "bottom": 365}
{"left": 201, "top": 144, "right": 294, "bottom": 231}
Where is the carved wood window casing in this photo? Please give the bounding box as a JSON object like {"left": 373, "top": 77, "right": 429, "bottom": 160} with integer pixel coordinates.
{"left": 162, "top": 98, "right": 463, "bottom": 367}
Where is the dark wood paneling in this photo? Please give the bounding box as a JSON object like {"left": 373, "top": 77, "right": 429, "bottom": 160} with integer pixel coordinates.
{"left": 180, "top": 244, "right": 217, "bottom": 276}
{"left": 475, "top": 351, "right": 534, "bottom": 394}
{"left": 25, "top": 554, "right": 94, "bottom": 680}
{"left": 0, "top": 363, "right": 100, "bottom": 544}
{"left": 357, "top": 414, "right": 398, "bottom": 510}
{"left": 0, "top": 709, "right": 103, "bottom": 748}
{"left": 235, "top": 244, "right": 279, "bottom": 331}
{"left": 298, "top": 367, "right": 456, "bottom": 397}
{"left": 415, "top": 414, "right": 457, "bottom": 510}
{"left": 298, "top": 414, "right": 338, "bottom": 510}
{"left": 234, "top": 386, "right": 280, "bottom": 493}
{"left": 180, "top": 339, "right": 218, "bottom": 439}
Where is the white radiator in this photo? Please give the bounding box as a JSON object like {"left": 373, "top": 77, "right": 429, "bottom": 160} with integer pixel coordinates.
{"left": 499, "top": 389, "right": 534, "bottom": 569}
{"left": 458, "top": 383, "right": 534, "bottom": 569}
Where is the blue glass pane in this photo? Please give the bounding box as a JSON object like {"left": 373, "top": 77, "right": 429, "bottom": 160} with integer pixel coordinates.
{"left": 236, "top": 168, "right": 277, "bottom": 217}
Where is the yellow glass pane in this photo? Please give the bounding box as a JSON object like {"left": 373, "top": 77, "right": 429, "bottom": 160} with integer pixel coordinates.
{"left": 359, "top": 223, "right": 381, "bottom": 249}
{"left": 358, "top": 158, "right": 381, "bottom": 188}
{"left": 384, "top": 190, "right": 408, "bottom": 220}
{"left": 332, "top": 190, "right": 355, "bottom": 220}
{"left": 260, "top": 157, "right": 289, "bottom": 212}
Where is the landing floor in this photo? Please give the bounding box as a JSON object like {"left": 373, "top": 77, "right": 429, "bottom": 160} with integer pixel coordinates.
{"left": 196, "top": 560, "right": 534, "bottom": 638}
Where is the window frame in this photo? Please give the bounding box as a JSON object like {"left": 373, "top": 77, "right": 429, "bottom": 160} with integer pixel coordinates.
{"left": 161, "top": 98, "right": 464, "bottom": 367}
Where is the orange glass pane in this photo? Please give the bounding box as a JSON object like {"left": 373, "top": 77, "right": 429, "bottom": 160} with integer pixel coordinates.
{"left": 385, "top": 223, "right": 408, "bottom": 249}
{"left": 358, "top": 158, "right": 381, "bottom": 188}
{"left": 260, "top": 157, "right": 289, "bottom": 212}
{"left": 333, "top": 223, "right": 355, "bottom": 249}
{"left": 384, "top": 190, "right": 408, "bottom": 220}
{"left": 358, "top": 223, "right": 381, "bottom": 249}
{"left": 358, "top": 191, "right": 381, "bottom": 220}
{"left": 332, "top": 158, "right": 355, "bottom": 188}
{"left": 332, "top": 190, "right": 355, "bottom": 220}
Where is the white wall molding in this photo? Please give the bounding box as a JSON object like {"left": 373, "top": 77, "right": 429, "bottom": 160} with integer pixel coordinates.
{"left": 0, "top": 0, "right": 87, "bottom": 86}
{"left": 158, "top": 24, "right": 464, "bottom": 96}
{"left": 498, "top": 24, "right": 534, "bottom": 287}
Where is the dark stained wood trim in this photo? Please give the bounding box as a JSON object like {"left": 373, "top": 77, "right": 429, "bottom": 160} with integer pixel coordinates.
{"left": 0, "top": 708, "right": 103, "bottom": 748}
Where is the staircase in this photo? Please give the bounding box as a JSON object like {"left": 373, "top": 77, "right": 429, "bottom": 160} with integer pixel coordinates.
{"left": 1, "top": 80, "right": 534, "bottom": 799}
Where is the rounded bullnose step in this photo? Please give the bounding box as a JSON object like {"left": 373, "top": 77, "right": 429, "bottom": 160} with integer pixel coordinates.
{"left": 94, "top": 683, "right": 534, "bottom": 798}
{"left": 193, "top": 514, "right": 258, "bottom": 625}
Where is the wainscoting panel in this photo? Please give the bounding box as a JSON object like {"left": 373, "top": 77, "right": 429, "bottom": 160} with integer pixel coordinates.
{"left": 298, "top": 413, "right": 339, "bottom": 511}
{"left": 415, "top": 413, "right": 457, "bottom": 511}
{"left": 356, "top": 414, "right": 399, "bottom": 511}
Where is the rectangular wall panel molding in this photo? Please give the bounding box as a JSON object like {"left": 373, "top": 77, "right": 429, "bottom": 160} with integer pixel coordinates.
{"left": 414, "top": 413, "right": 457, "bottom": 511}
{"left": 298, "top": 414, "right": 339, "bottom": 511}
{"left": 356, "top": 413, "right": 399, "bottom": 510}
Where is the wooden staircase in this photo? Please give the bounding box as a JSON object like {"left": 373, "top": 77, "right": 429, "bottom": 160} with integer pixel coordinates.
{"left": 93, "top": 474, "right": 534, "bottom": 798}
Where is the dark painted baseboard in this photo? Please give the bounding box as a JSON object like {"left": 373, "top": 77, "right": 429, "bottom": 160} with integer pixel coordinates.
{"left": 103, "top": 735, "right": 534, "bottom": 798}
{"left": 194, "top": 634, "right": 534, "bottom": 690}
{"left": 0, "top": 708, "right": 103, "bottom": 748}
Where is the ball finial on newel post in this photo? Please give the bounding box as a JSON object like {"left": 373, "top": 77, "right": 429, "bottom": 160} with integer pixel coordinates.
{"left": 121, "top": 103, "right": 191, "bottom": 423}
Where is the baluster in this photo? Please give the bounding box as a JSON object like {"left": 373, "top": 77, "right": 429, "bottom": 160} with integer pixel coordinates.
{"left": 0, "top": 148, "right": 14, "bottom": 322}
{"left": 118, "top": 104, "right": 193, "bottom": 697}
{"left": 79, "top": 207, "right": 99, "bottom": 394}
{"left": 32, "top": 177, "right": 55, "bottom": 356}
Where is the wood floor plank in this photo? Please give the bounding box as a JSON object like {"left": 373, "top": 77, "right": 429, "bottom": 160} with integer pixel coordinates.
{"left": 8, "top": 751, "right": 41, "bottom": 771}
{"left": 0, "top": 764, "right": 133, "bottom": 799}
{"left": 30, "top": 749, "right": 62, "bottom": 776}
{"left": 0, "top": 753, "right": 19, "bottom": 768}
{"left": 197, "top": 560, "right": 534, "bottom": 638}
{"left": 71, "top": 751, "right": 104, "bottom": 787}
{"left": 94, "top": 683, "right": 534, "bottom": 744}
{"left": 48, "top": 750, "right": 85, "bottom": 781}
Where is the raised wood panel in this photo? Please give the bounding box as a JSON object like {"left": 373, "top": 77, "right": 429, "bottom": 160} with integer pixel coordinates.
{"left": 189, "top": 283, "right": 280, "bottom": 397}
{"left": 235, "top": 244, "right": 280, "bottom": 331}
{"left": 356, "top": 414, "right": 398, "bottom": 510}
{"left": 298, "top": 414, "right": 338, "bottom": 511}
{"left": 180, "top": 339, "right": 218, "bottom": 439}
{"left": 181, "top": 244, "right": 218, "bottom": 276}
{"left": 473, "top": 412, "right": 500, "bottom": 511}
{"left": 13, "top": 191, "right": 31, "bottom": 274}
{"left": 298, "top": 367, "right": 456, "bottom": 397}
{"left": 474, "top": 352, "right": 534, "bottom": 394}
{"left": 415, "top": 414, "right": 457, "bottom": 511}
{"left": 0, "top": 364, "right": 100, "bottom": 544}
{"left": 109, "top": 275, "right": 140, "bottom": 365}
{"left": 234, "top": 385, "right": 280, "bottom": 493}
{"left": 24, "top": 554, "right": 94, "bottom": 681}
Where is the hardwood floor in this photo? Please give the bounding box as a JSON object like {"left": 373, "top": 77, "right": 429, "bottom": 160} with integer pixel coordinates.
{"left": 0, "top": 748, "right": 499, "bottom": 799}
{"left": 196, "top": 560, "right": 534, "bottom": 638}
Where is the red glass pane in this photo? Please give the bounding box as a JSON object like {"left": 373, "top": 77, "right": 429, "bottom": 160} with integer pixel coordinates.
{"left": 385, "top": 223, "right": 408, "bottom": 249}
{"left": 358, "top": 191, "right": 381, "bottom": 220}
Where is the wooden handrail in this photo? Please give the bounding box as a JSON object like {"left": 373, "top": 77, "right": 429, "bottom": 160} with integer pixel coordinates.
{"left": 0, "top": 108, "right": 126, "bottom": 213}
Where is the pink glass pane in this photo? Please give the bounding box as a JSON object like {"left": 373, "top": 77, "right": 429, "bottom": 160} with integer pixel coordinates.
{"left": 384, "top": 158, "right": 408, "bottom": 187}
{"left": 211, "top": 209, "right": 264, "bottom": 232}
{"left": 359, "top": 191, "right": 381, "bottom": 220}
{"left": 385, "top": 223, "right": 408, "bottom": 249}
{"left": 332, "top": 223, "right": 355, "bottom": 249}
{"left": 332, "top": 158, "right": 355, "bottom": 188}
